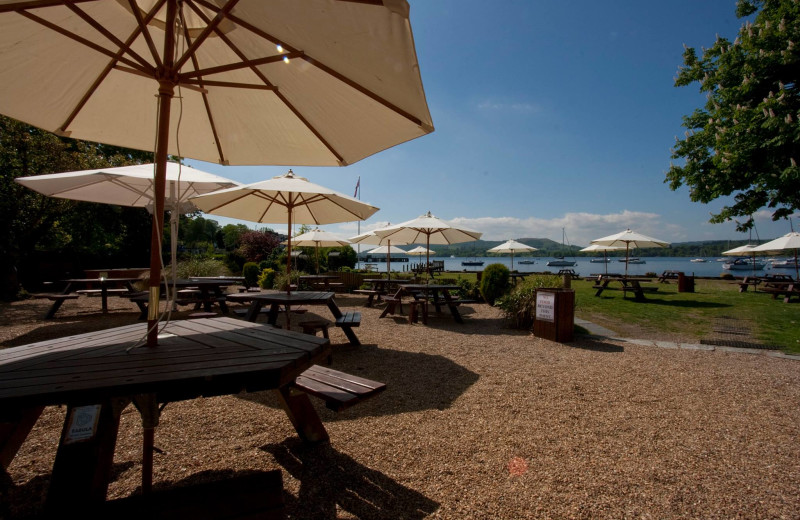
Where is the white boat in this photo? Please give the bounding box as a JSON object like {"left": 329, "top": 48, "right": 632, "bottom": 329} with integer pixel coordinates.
{"left": 517, "top": 259, "right": 536, "bottom": 265}
{"left": 722, "top": 257, "right": 766, "bottom": 271}
{"left": 590, "top": 257, "right": 611, "bottom": 263}
{"left": 690, "top": 258, "right": 707, "bottom": 263}
{"left": 619, "top": 257, "right": 646, "bottom": 264}
{"left": 547, "top": 228, "right": 576, "bottom": 267}
{"left": 770, "top": 258, "right": 799, "bottom": 269}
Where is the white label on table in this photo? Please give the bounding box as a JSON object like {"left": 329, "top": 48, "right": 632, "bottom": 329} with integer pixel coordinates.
{"left": 536, "top": 292, "right": 556, "bottom": 322}
{"left": 64, "top": 404, "right": 101, "bottom": 444}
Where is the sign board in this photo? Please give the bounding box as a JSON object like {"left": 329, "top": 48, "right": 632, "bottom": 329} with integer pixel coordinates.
{"left": 63, "top": 404, "right": 101, "bottom": 444}
{"left": 536, "top": 292, "right": 555, "bottom": 322}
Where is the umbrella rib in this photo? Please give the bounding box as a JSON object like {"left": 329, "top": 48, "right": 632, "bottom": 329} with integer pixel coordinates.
{"left": 49, "top": 0, "right": 165, "bottom": 132}
{"left": 212, "top": 6, "right": 428, "bottom": 130}
{"left": 15, "top": 9, "right": 151, "bottom": 76}
{"left": 173, "top": 0, "right": 241, "bottom": 72}
{"left": 127, "top": 0, "right": 164, "bottom": 69}
{"left": 0, "top": 0, "right": 95, "bottom": 13}
{"left": 178, "top": 10, "right": 226, "bottom": 165}
{"left": 64, "top": 1, "right": 154, "bottom": 71}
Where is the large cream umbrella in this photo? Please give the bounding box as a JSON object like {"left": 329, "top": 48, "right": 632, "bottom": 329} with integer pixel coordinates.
{"left": 349, "top": 224, "right": 414, "bottom": 280}
{"left": 14, "top": 162, "right": 239, "bottom": 282}
{"left": 487, "top": 239, "right": 537, "bottom": 271}
{"left": 591, "top": 229, "right": 669, "bottom": 276}
{"left": 0, "top": 0, "right": 434, "bottom": 348}
{"left": 284, "top": 228, "right": 351, "bottom": 274}
{"left": 374, "top": 211, "right": 483, "bottom": 279}
{"left": 192, "top": 170, "right": 378, "bottom": 291}
{"left": 407, "top": 245, "right": 435, "bottom": 256}
{"left": 754, "top": 232, "right": 800, "bottom": 279}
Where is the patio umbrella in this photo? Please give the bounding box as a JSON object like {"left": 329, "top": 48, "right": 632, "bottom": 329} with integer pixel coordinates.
{"left": 349, "top": 224, "right": 414, "bottom": 280}
{"left": 0, "top": 0, "right": 434, "bottom": 349}
{"left": 579, "top": 244, "right": 626, "bottom": 274}
{"left": 191, "top": 170, "right": 379, "bottom": 292}
{"left": 284, "top": 228, "right": 351, "bottom": 274}
{"left": 374, "top": 211, "right": 483, "bottom": 279}
{"left": 407, "top": 246, "right": 435, "bottom": 256}
{"left": 753, "top": 232, "right": 800, "bottom": 279}
{"left": 487, "top": 239, "right": 537, "bottom": 271}
{"left": 591, "top": 229, "right": 669, "bottom": 276}
{"left": 722, "top": 243, "right": 764, "bottom": 278}
{"left": 14, "top": 162, "right": 239, "bottom": 281}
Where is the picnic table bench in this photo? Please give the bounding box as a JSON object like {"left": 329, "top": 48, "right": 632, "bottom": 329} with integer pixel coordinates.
{"left": 759, "top": 282, "right": 800, "bottom": 303}
{"left": 658, "top": 270, "right": 681, "bottom": 283}
{"left": 292, "top": 364, "right": 385, "bottom": 412}
{"left": 593, "top": 276, "right": 656, "bottom": 301}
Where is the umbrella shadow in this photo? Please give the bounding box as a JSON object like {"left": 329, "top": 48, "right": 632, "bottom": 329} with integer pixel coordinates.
{"left": 569, "top": 335, "right": 626, "bottom": 352}
{"left": 240, "top": 347, "right": 480, "bottom": 418}
{"left": 262, "top": 438, "right": 439, "bottom": 520}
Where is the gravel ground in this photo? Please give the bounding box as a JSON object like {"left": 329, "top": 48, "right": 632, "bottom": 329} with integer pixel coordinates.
{"left": 1, "top": 293, "right": 799, "bottom": 519}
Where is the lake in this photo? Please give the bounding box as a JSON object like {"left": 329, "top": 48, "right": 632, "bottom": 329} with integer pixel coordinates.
{"left": 355, "top": 256, "right": 785, "bottom": 278}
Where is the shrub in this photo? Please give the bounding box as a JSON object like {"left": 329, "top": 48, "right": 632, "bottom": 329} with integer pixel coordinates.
{"left": 496, "top": 274, "right": 564, "bottom": 328}
{"left": 720, "top": 273, "right": 735, "bottom": 280}
{"left": 172, "top": 258, "right": 229, "bottom": 278}
{"left": 273, "top": 270, "right": 303, "bottom": 291}
{"left": 242, "top": 262, "right": 260, "bottom": 288}
{"left": 457, "top": 278, "right": 481, "bottom": 301}
{"left": 258, "top": 268, "right": 276, "bottom": 289}
{"left": 479, "top": 263, "right": 510, "bottom": 305}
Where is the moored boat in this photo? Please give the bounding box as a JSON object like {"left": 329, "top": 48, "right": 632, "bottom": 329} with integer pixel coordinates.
{"left": 722, "top": 257, "right": 765, "bottom": 271}
{"left": 690, "top": 258, "right": 707, "bottom": 263}
{"left": 619, "top": 257, "right": 646, "bottom": 264}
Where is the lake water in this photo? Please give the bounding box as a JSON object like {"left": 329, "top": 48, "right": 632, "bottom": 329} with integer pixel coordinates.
{"left": 355, "top": 256, "right": 787, "bottom": 277}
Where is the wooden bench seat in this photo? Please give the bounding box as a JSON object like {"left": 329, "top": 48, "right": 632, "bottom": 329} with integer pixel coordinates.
{"left": 101, "top": 469, "right": 285, "bottom": 519}
{"left": 35, "top": 293, "right": 80, "bottom": 319}
{"left": 75, "top": 288, "right": 132, "bottom": 296}
{"left": 292, "top": 365, "right": 385, "bottom": 412}
{"left": 335, "top": 311, "right": 361, "bottom": 328}
{"left": 352, "top": 289, "right": 384, "bottom": 307}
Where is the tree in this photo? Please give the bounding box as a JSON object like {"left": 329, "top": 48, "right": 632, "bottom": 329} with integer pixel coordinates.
{"left": 667, "top": 0, "right": 800, "bottom": 231}
{"left": 221, "top": 223, "right": 249, "bottom": 250}
{"left": 0, "top": 115, "right": 152, "bottom": 298}
{"left": 237, "top": 229, "right": 282, "bottom": 263}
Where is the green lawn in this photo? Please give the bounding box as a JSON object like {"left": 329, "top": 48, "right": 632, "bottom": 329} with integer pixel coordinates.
{"left": 435, "top": 272, "right": 799, "bottom": 352}
{"left": 571, "top": 278, "right": 800, "bottom": 352}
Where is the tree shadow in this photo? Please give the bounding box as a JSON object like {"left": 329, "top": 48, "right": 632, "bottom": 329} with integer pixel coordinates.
{"left": 239, "top": 347, "right": 480, "bottom": 418}
{"left": 640, "top": 299, "right": 731, "bottom": 309}
{"left": 262, "top": 438, "right": 439, "bottom": 520}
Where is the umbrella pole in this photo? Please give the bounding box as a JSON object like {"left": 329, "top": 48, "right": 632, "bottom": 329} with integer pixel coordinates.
{"left": 286, "top": 208, "right": 292, "bottom": 295}
{"left": 146, "top": 9, "right": 177, "bottom": 348}
{"left": 625, "top": 243, "right": 630, "bottom": 277}
{"left": 387, "top": 240, "right": 391, "bottom": 281}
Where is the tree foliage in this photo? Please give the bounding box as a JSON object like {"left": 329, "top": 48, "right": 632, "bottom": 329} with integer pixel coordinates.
{"left": 667, "top": 0, "right": 800, "bottom": 230}
{"left": 0, "top": 116, "right": 153, "bottom": 297}
{"left": 237, "top": 229, "right": 282, "bottom": 263}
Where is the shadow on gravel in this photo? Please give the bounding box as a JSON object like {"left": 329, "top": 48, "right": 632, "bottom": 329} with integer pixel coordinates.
{"left": 262, "top": 438, "right": 439, "bottom": 520}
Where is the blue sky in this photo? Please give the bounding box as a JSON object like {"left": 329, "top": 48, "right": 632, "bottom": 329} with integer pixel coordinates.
{"left": 187, "top": 0, "right": 795, "bottom": 247}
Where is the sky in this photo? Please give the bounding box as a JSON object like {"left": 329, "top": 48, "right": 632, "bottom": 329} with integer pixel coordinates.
{"left": 185, "top": 0, "right": 796, "bottom": 248}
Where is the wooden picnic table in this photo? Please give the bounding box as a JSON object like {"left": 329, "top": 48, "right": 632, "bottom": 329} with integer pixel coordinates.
{"left": 299, "top": 274, "right": 340, "bottom": 291}
{"left": 50, "top": 277, "right": 139, "bottom": 316}
{"left": 130, "top": 278, "right": 236, "bottom": 317}
{"left": 0, "top": 317, "right": 331, "bottom": 510}
{"left": 226, "top": 291, "right": 362, "bottom": 346}
{"left": 593, "top": 276, "right": 655, "bottom": 301}
{"left": 758, "top": 281, "right": 800, "bottom": 303}
{"left": 401, "top": 284, "right": 465, "bottom": 323}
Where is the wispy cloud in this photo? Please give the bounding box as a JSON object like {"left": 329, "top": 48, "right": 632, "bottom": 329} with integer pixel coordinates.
{"left": 449, "top": 210, "right": 678, "bottom": 245}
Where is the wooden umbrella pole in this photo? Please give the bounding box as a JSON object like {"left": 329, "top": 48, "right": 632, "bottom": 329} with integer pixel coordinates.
{"left": 147, "top": 0, "right": 177, "bottom": 349}
{"left": 286, "top": 205, "right": 292, "bottom": 295}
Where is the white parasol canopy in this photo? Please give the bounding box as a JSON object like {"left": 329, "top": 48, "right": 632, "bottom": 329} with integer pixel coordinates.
{"left": 349, "top": 223, "right": 413, "bottom": 280}
{"left": 0, "top": 0, "right": 434, "bottom": 348}
{"left": 407, "top": 246, "right": 435, "bottom": 256}
{"left": 283, "top": 228, "right": 351, "bottom": 274}
{"left": 591, "top": 229, "right": 669, "bottom": 276}
{"left": 374, "top": 211, "right": 483, "bottom": 277}
{"left": 753, "top": 232, "right": 800, "bottom": 278}
{"left": 487, "top": 239, "right": 537, "bottom": 270}
{"left": 192, "top": 170, "right": 378, "bottom": 289}
{"left": 366, "top": 245, "right": 408, "bottom": 255}
{"left": 15, "top": 162, "right": 238, "bottom": 282}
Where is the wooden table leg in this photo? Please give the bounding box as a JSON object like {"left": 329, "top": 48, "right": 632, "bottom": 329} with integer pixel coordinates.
{"left": 275, "top": 387, "right": 329, "bottom": 443}
{"left": 45, "top": 399, "right": 129, "bottom": 511}
{"left": 0, "top": 406, "right": 44, "bottom": 468}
